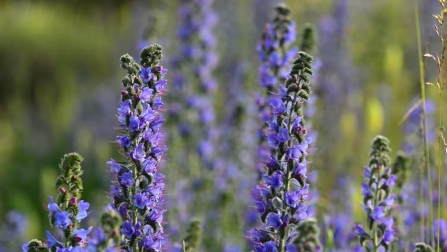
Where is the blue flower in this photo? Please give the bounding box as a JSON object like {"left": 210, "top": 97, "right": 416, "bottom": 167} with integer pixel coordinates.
{"left": 143, "top": 158, "right": 157, "bottom": 175}
{"left": 285, "top": 191, "right": 300, "bottom": 208}
{"left": 120, "top": 172, "right": 135, "bottom": 187}
{"left": 73, "top": 227, "right": 92, "bottom": 243}
{"left": 140, "top": 87, "right": 153, "bottom": 102}
{"left": 286, "top": 146, "right": 303, "bottom": 160}
{"left": 255, "top": 200, "right": 267, "bottom": 215}
{"left": 262, "top": 171, "right": 284, "bottom": 191}
{"left": 76, "top": 200, "right": 89, "bottom": 221}
{"left": 48, "top": 196, "right": 60, "bottom": 213}
{"left": 129, "top": 116, "right": 140, "bottom": 132}
{"left": 132, "top": 143, "right": 146, "bottom": 161}
{"left": 361, "top": 182, "right": 371, "bottom": 197}
{"left": 267, "top": 127, "right": 290, "bottom": 148}
{"left": 266, "top": 212, "right": 283, "bottom": 230}
{"left": 107, "top": 159, "right": 123, "bottom": 174}
{"left": 134, "top": 193, "right": 149, "bottom": 209}
{"left": 153, "top": 96, "right": 164, "bottom": 110}
{"left": 371, "top": 206, "right": 385, "bottom": 222}
{"left": 154, "top": 79, "right": 167, "bottom": 92}
{"left": 46, "top": 230, "right": 62, "bottom": 247}
{"left": 117, "top": 100, "right": 131, "bottom": 124}
{"left": 140, "top": 67, "right": 152, "bottom": 83}
{"left": 269, "top": 97, "right": 286, "bottom": 115}
{"left": 116, "top": 136, "right": 131, "bottom": 148}
{"left": 353, "top": 224, "right": 368, "bottom": 237}
{"left": 121, "top": 221, "right": 135, "bottom": 239}
{"left": 54, "top": 211, "right": 72, "bottom": 230}
{"left": 383, "top": 229, "right": 395, "bottom": 244}
{"left": 263, "top": 241, "right": 278, "bottom": 252}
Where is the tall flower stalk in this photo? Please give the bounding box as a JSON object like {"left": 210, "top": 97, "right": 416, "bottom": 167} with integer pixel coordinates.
{"left": 255, "top": 3, "right": 298, "bottom": 197}
{"left": 170, "top": 0, "right": 218, "bottom": 164}
{"left": 22, "top": 153, "right": 93, "bottom": 251}
{"left": 248, "top": 51, "right": 318, "bottom": 252}
{"left": 257, "top": 3, "right": 297, "bottom": 93}
{"left": 256, "top": 3, "right": 297, "bottom": 132}
{"left": 108, "top": 44, "right": 167, "bottom": 251}
{"left": 354, "top": 136, "right": 396, "bottom": 252}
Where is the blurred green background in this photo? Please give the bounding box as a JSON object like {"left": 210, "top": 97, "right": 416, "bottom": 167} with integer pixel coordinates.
{"left": 0, "top": 0, "right": 444, "bottom": 249}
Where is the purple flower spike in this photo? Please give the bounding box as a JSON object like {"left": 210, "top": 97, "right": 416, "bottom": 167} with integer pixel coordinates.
{"left": 355, "top": 136, "right": 396, "bottom": 249}
{"left": 108, "top": 45, "right": 167, "bottom": 251}
{"left": 249, "top": 9, "right": 317, "bottom": 248}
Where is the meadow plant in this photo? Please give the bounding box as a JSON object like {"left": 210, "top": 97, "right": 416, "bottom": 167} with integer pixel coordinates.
{"left": 255, "top": 4, "right": 298, "bottom": 204}
{"left": 12, "top": 2, "right": 447, "bottom": 252}
{"left": 354, "top": 136, "right": 396, "bottom": 252}
{"left": 108, "top": 44, "right": 168, "bottom": 251}
{"left": 248, "top": 51, "right": 321, "bottom": 252}
{"left": 22, "top": 153, "right": 93, "bottom": 251}
{"left": 170, "top": 0, "right": 218, "bottom": 150}
{"left": 256, "top": 3, "right": 297, "bottom": 134}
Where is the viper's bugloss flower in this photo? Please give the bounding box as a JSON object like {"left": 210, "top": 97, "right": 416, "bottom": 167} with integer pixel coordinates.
{"left": 256, "top": 2, "right": 297, "bottom": 154}
{"left": 249, "top": 51, "right": 320, "bottom": 252}
{"left": 22, "top": 153, "right": 94, "bottom": 251}
{"left": 54, "top": 211, "right": 72, "bottom": 230}
{"left": 257, "top": 4, "right": 298, "bottom": 90}
{"left": 108, "top": 44, "right": 167, "bottom": 251}
{"left": 169, "top": 0, "right": 218, "bottom": 146}
{"left": 253, "top": 8, "right": 300, "bottom": 243}
{"left": 355, "top": 136, "right": 396, "bottom": 251}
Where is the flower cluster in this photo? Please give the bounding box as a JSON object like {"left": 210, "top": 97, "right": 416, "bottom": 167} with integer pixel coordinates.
{"left": 257, "top": 3, "right": 297, "bottom": 91}
{"left": 22, "top": 153, "right": 93, "bottom": 252}
{"left": 255, "top": 4, "right": 298, "bottom": 201}
{"left": 354, "top": 136, "right": 396, "bottom": 251}
{"left": 108, "top": 44, "right": 167, "bottom": 251}
{"left": 170, "top": 0, "right": 218, "bottom": 145}
{"left": 249, "top": 52, "right": 318, "bottom": 252}
{"left": 182, "top": 0, "right": 218, "bottom": 166}
{"left": 256, "top": 3, "right": 297, "bottom": 140}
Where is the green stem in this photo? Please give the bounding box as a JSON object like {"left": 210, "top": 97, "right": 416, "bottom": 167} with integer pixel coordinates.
{"left": 436, "top": 9, "right": 446, "bottom": 252}
{"left": 415, "top": 1, "right": 432, "bottom": 243}
{"left": 372, "top": 169, "right": 380, "bottom": 251}
{"left": 131, "top": 157, "right": 139, "bottom": 252}
{"left": 278, "top": 92, "right": 298, "bottom": 252}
